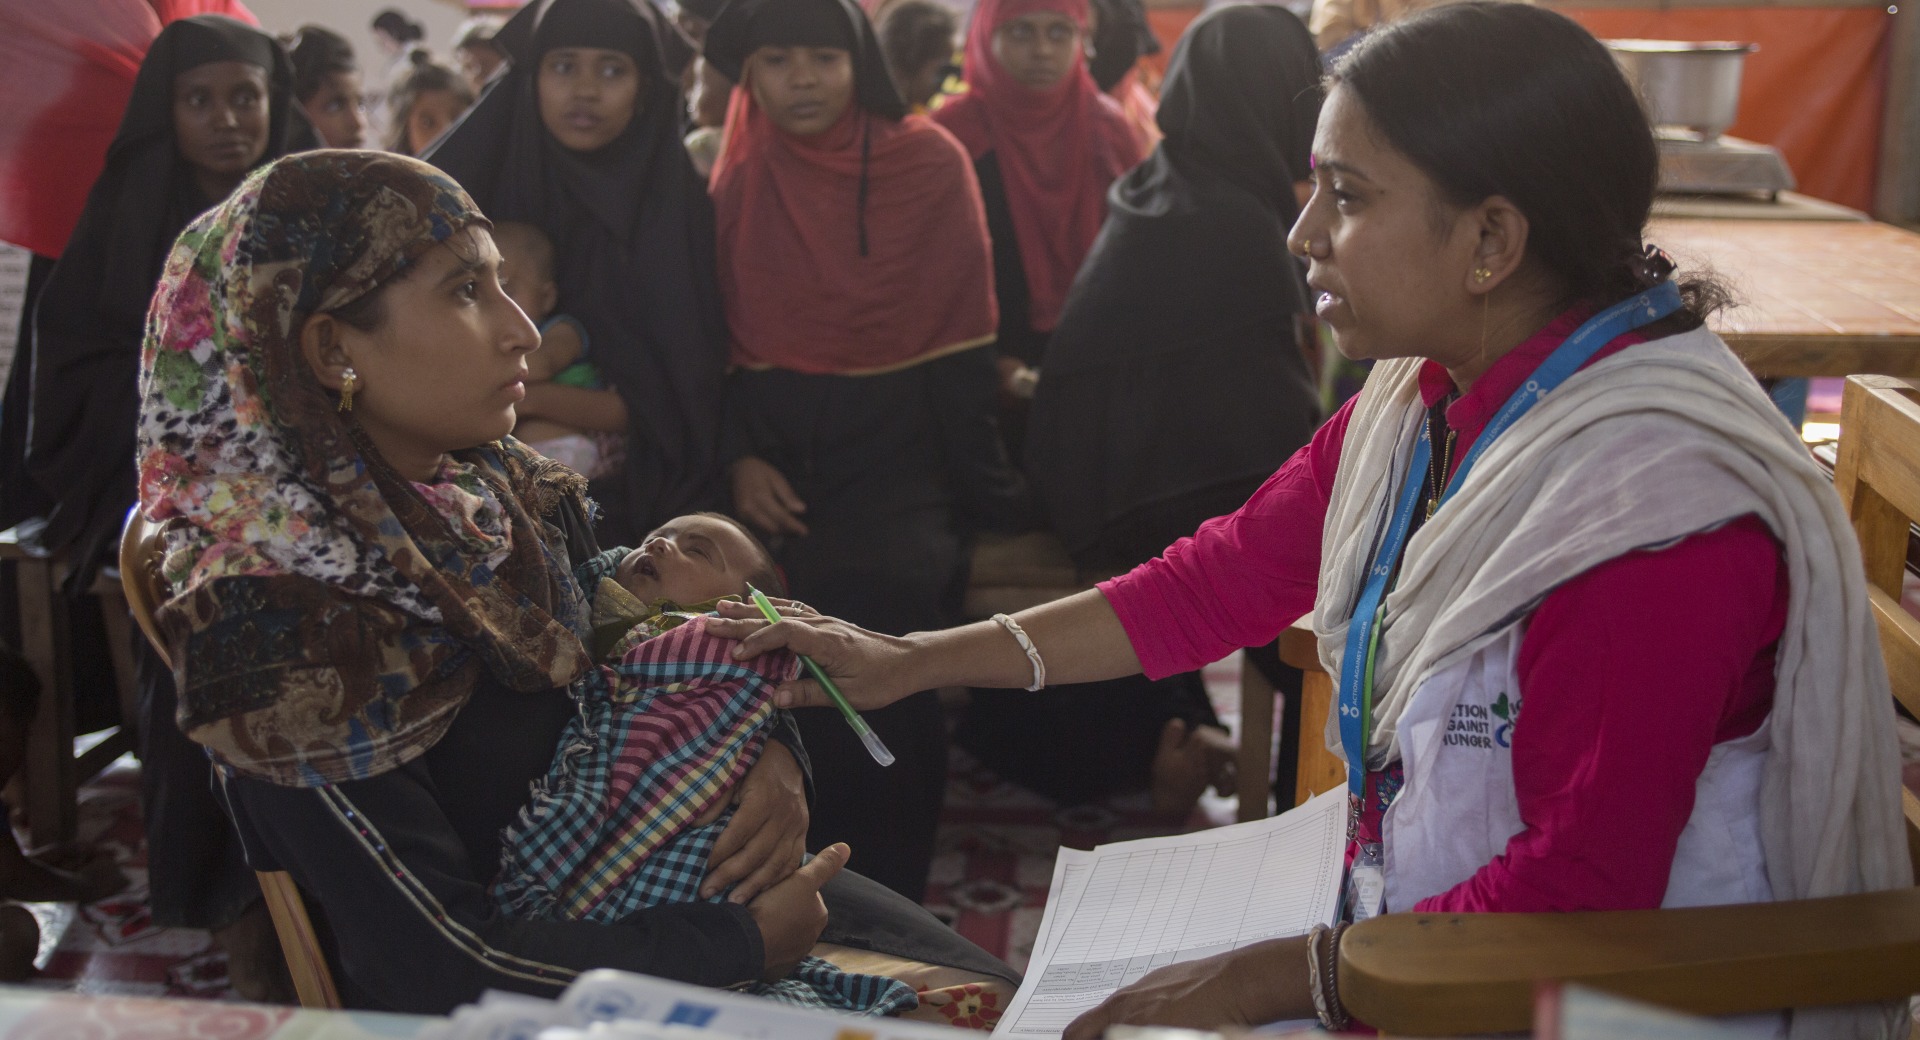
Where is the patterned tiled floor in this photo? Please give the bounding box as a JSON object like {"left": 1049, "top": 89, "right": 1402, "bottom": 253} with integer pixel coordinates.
{"left": 17, "top": 765, "right": 231, "bottom": 999}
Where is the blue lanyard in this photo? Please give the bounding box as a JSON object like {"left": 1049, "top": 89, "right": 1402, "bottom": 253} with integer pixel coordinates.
{"left": 1335, "top": 282, "right": 1683, "bottom": 800}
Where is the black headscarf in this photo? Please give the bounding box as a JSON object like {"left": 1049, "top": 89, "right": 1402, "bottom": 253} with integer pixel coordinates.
{"left": 704, "top": 0, "right": 907, "bottom": 120}
{"left": 17, "top": 15, "right": 305, "bottom": 589}
{"left": 1024, "top": 4, "right": 1323, "bottom": 564}
{"left": 1087, "top": 0, "right": 1159, "bottom": 93}
{"left": 424, "top": 0, "right": 725, "bottom": 544}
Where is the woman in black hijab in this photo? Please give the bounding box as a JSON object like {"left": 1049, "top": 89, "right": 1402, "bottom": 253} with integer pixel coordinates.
{"left": 2, "top": 13, "right": 309, "bottom": 999}
{"left": 424, "top": 0, "right": 725, "bottom": 548}
{"left": 18, "top": 15, "right": 304, "bottom": 589}
{"left": 965, "top": 5, "right": 1324, "bottom": 812}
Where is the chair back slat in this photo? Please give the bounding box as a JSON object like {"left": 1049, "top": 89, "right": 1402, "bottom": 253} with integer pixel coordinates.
{"left": 118, "top": 507, "right": 171, "bottom": 671}
{"left": 1834, "top": 375, "right": 1920, "bottom": 878}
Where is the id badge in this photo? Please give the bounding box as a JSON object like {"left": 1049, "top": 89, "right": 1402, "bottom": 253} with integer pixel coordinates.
{"left": 1345, "top": 842, "right": 1386, "bottom": 923}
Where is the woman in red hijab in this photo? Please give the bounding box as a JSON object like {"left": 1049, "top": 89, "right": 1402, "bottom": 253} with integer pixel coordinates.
{"left": 705, "top": 0, "right": 1030, "bottom": 903}
{"left": 933, "top": 0, "right": 1142, "bottom": 417}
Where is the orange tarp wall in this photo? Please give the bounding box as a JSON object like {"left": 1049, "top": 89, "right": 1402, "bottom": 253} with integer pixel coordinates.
{"left": 1143, "top": 5, "right": 1891, "bottom": 213}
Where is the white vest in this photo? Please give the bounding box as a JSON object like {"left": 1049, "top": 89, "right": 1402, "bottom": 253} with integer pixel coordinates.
{"left": 1380, "top": 624, "right": 1785, "bottom": 1039}
{"left": 1380, "top": 625, "right": 1774, "bottom": 913}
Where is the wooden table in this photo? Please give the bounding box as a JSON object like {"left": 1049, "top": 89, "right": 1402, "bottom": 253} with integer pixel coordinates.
{"left": 1646, "top": 217, "right": 1920, "bottom": 378}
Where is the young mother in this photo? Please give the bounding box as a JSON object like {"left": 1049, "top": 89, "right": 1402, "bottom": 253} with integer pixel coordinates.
{"left": 714, "top": 5, "right": 1909, "bottom": 1036}
{"left": 137, "top": 150, "right": 1014, "bottom": 1013}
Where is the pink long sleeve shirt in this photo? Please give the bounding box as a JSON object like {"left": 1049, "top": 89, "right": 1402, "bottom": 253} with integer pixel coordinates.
{"left": 1098, "top": 309, "right": 1786, "bottom": 913}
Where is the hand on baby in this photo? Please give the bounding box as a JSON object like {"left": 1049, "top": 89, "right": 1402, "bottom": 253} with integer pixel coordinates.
{"left": 746, "top": 842, "right": 848, "bottom": 981}
{"left": 708, "top": 599, "right": 920, "bottom": 713}
{"left": 704, "top": 740, "right": 808, "bottom": 902}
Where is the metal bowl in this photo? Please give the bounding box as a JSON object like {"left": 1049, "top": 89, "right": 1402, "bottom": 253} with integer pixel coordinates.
{"left": 1606, "top": 39, "right": 1758, "bottom": 141}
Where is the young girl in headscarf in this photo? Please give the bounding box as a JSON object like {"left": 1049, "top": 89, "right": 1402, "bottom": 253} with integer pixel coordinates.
{"left": 933, "top": 0, "right": 1143, "bottom": 414}
{"left": 288, "top": 25, "right": 369, "bottom": 148}
{"left": 703, "top": 0, "right": 1029, "bottom": 903}
{"left": 424, "top": 0, "right": 727, "bottom": 548}
{"left": 6, "top": 19, "right": 308, "bottom": 993}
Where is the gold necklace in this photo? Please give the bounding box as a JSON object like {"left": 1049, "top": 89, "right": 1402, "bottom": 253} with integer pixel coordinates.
{"left": 1426, "top": 421, "right": 1457, "bottom": 520}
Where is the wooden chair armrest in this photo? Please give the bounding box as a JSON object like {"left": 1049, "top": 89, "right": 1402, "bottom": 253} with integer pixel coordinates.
{"left": 1277, "top": 623, "right": 1322, "bottom": 673}
{"left": 1339, "top": 889, "right": 1920, "bottom": 1035}
{"left": 256, "top": 870, "right": 342, "bottom": 1009}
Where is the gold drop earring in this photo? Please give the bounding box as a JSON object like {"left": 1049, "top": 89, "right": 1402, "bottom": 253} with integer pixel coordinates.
{"left": 338, "top": 366, "right": 359, "bottom": 412}
{"left": 1474, "top": 266, "right": 1493, "bottom": 363}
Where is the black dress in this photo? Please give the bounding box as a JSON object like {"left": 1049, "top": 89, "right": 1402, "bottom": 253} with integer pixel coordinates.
{"left": 963, "top": 6, "right": 1326, "bottom": 806}
{"left": 3, "top": 16, "right": 307, "bottom": 932}
{"left": 219, "top": 503, "right": 1015, "bottom": 1013}
{"left": 726, "top": 345, "right": 1029, "bottom": 902}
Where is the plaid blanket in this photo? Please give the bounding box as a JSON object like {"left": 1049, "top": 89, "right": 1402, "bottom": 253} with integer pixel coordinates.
{"left": 493, "top": 594, "right": 916, "bottom": 1016}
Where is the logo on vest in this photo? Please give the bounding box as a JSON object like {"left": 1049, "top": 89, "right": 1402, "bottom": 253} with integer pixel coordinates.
{"left": 1443, "top": 693, "right": 1521, "bottom": 751}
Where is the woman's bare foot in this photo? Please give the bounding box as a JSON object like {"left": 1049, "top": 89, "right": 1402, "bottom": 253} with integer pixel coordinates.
{"left": 0, "top": 904, "right": 38, "bottom": 981}
{"left": 212, "top": 900, "right": 295, "bottom": 1005}
{"left": 1149, "top": 719, "right": 1237, "bottom": 819}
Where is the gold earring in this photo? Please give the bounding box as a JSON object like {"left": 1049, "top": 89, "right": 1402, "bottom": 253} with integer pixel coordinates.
{"left": 338, "top": 367, "right": 358, "bottom": 412}
{"left": 1473, "top": 266, "right": 1493, "bottom": 283}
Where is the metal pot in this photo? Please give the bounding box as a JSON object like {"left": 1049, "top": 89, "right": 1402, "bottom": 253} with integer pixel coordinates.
{"left": 1605, "top": 39, "right": 1758, "bottom": 141}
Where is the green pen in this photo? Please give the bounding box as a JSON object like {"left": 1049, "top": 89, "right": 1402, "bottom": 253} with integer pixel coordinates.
{"left": 746, "top": 583, "right": 895, "bottom": 767}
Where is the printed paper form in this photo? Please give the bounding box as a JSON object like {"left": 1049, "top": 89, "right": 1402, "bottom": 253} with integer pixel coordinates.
{"left": 993, "top": 788, "right": 1347, "bottom": 1040}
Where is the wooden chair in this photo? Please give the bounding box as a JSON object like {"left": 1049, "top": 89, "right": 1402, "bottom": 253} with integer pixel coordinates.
{"left": 1236, "top": 624, "right": 1344, "bottom": 822}
{"left": 1329, "top": 373, "right": 1920, "bottom": 1033}
{"left": 119, "top": 511, "right": 343, "bottom": 1010}
{"left": 0, "top": 518, "right": 142, "bottom": 847}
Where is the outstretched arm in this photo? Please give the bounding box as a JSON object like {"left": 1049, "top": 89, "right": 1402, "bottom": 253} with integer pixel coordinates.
{"left": 706, "top": 587, "right": 1143, "bottom": 713}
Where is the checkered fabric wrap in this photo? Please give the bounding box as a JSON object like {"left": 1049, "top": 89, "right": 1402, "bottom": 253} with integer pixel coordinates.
{"left": 492, "top": 613, "right": 915, "bottom": 1015}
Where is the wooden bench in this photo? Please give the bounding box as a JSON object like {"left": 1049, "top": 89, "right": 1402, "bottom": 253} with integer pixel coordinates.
{"left": 0, "top": 519, "right": 139, "bottom": 847}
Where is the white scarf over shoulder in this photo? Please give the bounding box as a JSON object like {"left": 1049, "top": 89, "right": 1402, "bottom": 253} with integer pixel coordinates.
{"left": 1312, "top": 327, "right": 1911, "bottom": 1038}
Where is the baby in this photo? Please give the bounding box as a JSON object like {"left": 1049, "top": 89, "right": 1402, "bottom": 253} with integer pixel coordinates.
{"left": 493, "top": 221, "right": 624, "bottom": 478}
{"left": 493, "top": 513, "right": 915, "bottom": 1015}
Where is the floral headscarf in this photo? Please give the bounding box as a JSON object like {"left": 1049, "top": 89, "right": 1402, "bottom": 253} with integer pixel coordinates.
{"left": 138, "top": 149, "right": 593, "bottom": 787}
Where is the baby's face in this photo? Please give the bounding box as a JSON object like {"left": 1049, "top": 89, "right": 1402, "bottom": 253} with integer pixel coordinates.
{"left": 615, "top": 515, "right": 765, "bottom": 606}
{"left": 502, "top": 267, "right": 554, "bottom": 324}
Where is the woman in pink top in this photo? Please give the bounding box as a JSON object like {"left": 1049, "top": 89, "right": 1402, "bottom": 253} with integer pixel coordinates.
{"left": 711, "top": 4, "right": 1908, "bottom": 1036}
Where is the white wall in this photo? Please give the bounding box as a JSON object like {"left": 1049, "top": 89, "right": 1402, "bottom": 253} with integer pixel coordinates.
{"left": 246, "top": 0, "right": 480, "bottom": 91}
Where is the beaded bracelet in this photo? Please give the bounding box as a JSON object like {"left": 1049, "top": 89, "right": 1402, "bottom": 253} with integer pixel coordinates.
{"left": 1306, "top": 923, "right": 1352, "bottom": 1032}
{"left": 991, "top": 613, "right": 1047, "bottom": 691}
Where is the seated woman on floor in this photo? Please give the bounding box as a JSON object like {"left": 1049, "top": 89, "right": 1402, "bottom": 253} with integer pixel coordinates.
{"left": 711, "top": 5, "right": 1910, "bottom": 1037}
{"left": 135, "top": 149, "right": 1017, "bottom": 1016}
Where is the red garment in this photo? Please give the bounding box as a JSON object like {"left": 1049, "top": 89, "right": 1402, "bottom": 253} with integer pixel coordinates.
{"left": 932, "top": 0, "right": 1142, "bottom": 332}
{"left": 1109, "top": 69, "right": 1160, "bottom": 156}
{"left": 0, "top": 0, "right": 255, "bottom": 258}
{"left": 1098, "top": 311, "right": 1787, "bottom": 912}
{"left": 712, "top": 87, "right": 997, "bottom": 375}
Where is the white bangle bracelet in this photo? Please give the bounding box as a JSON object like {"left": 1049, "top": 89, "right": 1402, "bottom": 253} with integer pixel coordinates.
{"left": 991, "top": 613, "right": 1047, "bottom": 691}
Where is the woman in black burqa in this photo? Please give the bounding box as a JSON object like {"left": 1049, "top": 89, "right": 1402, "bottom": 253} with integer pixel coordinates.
{"left": 13, "top": 15, "right": 306, "bottom": 588}
{"left": 424, "top": 0, "right": 728, "bottom": 548}
{"left": 965, "top": 6, "right": 1325, "bottom": 811}
{"left": 0, "top": 14, "right": 310, "bottom": 996}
